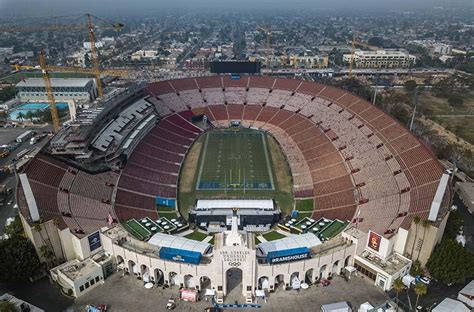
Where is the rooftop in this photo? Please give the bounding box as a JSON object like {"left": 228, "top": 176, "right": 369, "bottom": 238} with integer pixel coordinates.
{"left": 16, "top": 78, "right": 93, "bottom": 88}
{"left": 53, "top": 258, "right": 101, "bottom": 281}
{"left": 257, "top": 233, "right": 322, "bottom": 255}
{"left": 148, "top": 232, "right": 212, "bottom": 255}
{"left": 196, "top": 199, "right": 275, "bottom": 210}
{"left": 358, "top": 250, "right": 411, "bottom": 275}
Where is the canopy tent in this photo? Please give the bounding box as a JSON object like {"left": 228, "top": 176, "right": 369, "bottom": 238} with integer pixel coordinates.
{"left": 259, "top": 277, "right": 270, "bottom": 290}
{"left": 402, "top": 275, "right": 416, "bottom": 287}
{"left": 432, "top": 298, "right": 469, "bottom": 312}
{"left": 291, "top": 275, "right": 301, "bottom": 289}
{"left": 255, "top": 290, "right": 266, "bottom": 298}
{"left": 204, "top": 289, "right": 215, "bottom": 297}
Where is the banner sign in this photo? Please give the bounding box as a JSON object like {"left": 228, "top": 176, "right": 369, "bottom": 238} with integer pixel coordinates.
{"left": 88, "top": 231, "right": 101, "bottom": 252}
{"left": 368, "top": 231, "right": 382, "bottom": 252}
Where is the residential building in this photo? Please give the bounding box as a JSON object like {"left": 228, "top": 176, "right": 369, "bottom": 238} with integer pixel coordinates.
{"left": 343, "top": 49, "right": 416, "bottom": 68}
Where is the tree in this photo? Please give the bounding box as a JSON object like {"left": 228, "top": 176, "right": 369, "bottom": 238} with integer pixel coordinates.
{"left": 410, "top": 215, "right": 421, "bottom": 259}
{"left": 444, "top": 210, "right": 463, "bottom": 240}
{"left": 404, "top": 80, "right": 417, "bottom": 93}
{"left": 414, "top": 282, "right": 427, "bottom": 308}
{"left": 16, "top": 111, "right": 25, "bottom": 122}
{"left": 393, "top": 278, "right": 405, "bottom": 300}
{"left": 0, "top": 234, "right": 43, "bottom": 282}
{"left": 448, "top": 94, "right": 464, "bottom": 107}
{"left": 0, "top": 300, "right": 16, "bottom": 312}
{"left": 25, "top": 110, "right": 34, "bottom": 123}
{"left": 426, "top": 239, "right": 474, "bottom": 285}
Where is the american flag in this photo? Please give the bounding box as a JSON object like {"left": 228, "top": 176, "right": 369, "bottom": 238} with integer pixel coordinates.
{"left": 107, "top": 213, "right": 114, "bottom": 225}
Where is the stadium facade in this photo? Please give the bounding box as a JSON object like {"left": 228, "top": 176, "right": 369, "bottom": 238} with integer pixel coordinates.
{"left": 17, "top": 76, "right": 451, "bottom": 300}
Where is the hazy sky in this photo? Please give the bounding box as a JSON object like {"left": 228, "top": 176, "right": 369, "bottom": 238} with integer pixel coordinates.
{"left": 0, "top": 0, "right": 472, "bottom": 17}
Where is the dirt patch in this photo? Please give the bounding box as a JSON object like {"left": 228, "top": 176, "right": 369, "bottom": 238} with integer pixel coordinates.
{"left": 267, "top": 135, "right": 292, "bottom": 193}
{"left": 179, "top": 141, "right": 202, "bottom": 193}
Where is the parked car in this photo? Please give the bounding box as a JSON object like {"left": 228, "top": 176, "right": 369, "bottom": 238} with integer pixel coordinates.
{"left": 166, "top": 298, "right": 176, "bottom": 310}
{"left": 420, "top": 277, "right": 431, "bottom": 285}
{"left": 319, "top": 279, "right": 330, "bottom": 287}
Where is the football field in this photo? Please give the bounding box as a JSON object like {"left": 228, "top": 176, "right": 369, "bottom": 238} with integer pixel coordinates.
{"left": 196, "top": 128, "right": 274, "bottom": 191}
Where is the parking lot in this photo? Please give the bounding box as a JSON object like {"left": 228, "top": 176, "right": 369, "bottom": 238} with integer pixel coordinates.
{"left": 70, "top": 273, "right": 390, "bottom": 312}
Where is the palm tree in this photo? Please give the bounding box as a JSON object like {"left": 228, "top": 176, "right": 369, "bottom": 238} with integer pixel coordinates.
{"left": 25, "top": 110, "right": 34, "bottom": 123}
{"left": 16, "top": 111, "right": 25, "bottom": 122}
{"left": 33, "top": 221, "right": 55, "bottom": 268}
{"left": 53, "top": 217, "right": 66, "bottom": 261}
{"left": 414, "top": 282, "right": 427, "bottom": 308}
{"left": 393, "top": 277, "right": 405, "bottom": 301}
{"left": 410, "top": 215, "right": 421, "bottom": 259}
{"left": 416, "top": 220, "right": 431, "bottom": 261}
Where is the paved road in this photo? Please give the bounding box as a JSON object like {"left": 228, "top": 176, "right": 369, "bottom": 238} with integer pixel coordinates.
{"left": 71, "top": 273, "right": 389, "bottom": 312}
{"left": 0, "top": 124, "right": 52, "bottom": 235}
{"left": 0, "top": 277, "right": 73, "bottom": 312}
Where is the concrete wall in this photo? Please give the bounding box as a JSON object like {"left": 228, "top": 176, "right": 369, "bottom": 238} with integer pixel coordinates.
{"left": 405, "top": 212, "right": 449, "bottom": 266}
{"left": 101, "top": 232, "right": 356, "bottom": 298}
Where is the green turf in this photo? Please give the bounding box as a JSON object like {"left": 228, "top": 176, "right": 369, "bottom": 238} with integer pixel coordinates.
{"left": 296, "top": 199, "right": 314, "bottom": 211}
{"left": 320, "top": 220, "right": 347, "bottom": 239}
{"left": 158, "top": 211, "right": 179, "bottom": 220}
{"left": 184, "top": 230, "right": 208, "bottom": 241}
{"left": 262, "top": 230, "right": 286, "bottom": 241}
{"left": 255, "top": 236, "right": 262, "bottom": 245}
{"left": 196, "top": 128, "right": 274, "bottom": 191}
{"left": 178, "top": 129, "right": 294, "bottom": 219}
{"left": 123, "top": 219, "right": 152, "bottom": 241}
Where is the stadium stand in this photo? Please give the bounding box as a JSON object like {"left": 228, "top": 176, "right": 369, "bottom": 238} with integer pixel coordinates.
{"left": 19, "top": 76, "right": 446, "bottom": 240}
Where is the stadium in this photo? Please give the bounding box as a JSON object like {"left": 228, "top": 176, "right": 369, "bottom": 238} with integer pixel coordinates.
{"left": 16, "top": 75, "right": 452, "bottom": 302}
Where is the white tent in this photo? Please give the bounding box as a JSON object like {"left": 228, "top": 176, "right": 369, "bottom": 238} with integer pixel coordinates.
{"left": 402, "top": 275, "right": 416, "bottom": 287}
{"left": 204, "top": 289, "right": 215, "bottom": 297}
{"left": 458, "top": 280, "right": 474, "bottom": 308}
{"left": 143, "top": 271, "right": 150, "bottom": 283}
{"left": 432, "top": 298, "right": 469, "bottom": 312}
{"left": 255, "top": 290, "right": 266, "bottom": 298}
{"left": 260, "top": 277, "right": 270, "bottom": 290}
{"left": 358, "top": 302, "right": 374, "bottom": 312}
{"left": 321, "top": 301, "right": 351, "bottom": 312}
{"left": 291, "top": 275, "right": 301, "bottom": 289}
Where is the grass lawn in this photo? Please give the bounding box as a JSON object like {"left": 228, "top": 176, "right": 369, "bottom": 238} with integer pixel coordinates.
{"left": 431, "top": 116, "right": 474, "bottom": 144}
{"left": 255, "top": 236, "right": 262, "bottom": 245}
{"left": 184, "top": 230, "right": 208, "bottom": 241}
{"left": 262, "top": 230, "right": 286, "bottom": 241}
{"left": 296, "top": 199, "right": 314, "bottom": 211}
{"left": 178, "top": 128, "right": 294, "bottom": 219}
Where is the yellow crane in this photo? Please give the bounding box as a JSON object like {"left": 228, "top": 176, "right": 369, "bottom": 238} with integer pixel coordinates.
{"left": 13, "top": 51, "right": 128, "bottom": 133}
{"left": 349, "top": 36, "right": 379, "bottom": 79}
{"left": 257, "top": 26, "right": 272, "bottom": 69}
{"left": 0, "top": 13, "right": 123, "bottom": 96}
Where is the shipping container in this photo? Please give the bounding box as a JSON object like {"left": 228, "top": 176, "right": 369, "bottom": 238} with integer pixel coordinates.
{"left": 159, "top": 247, "right": 201, "bottom": 265}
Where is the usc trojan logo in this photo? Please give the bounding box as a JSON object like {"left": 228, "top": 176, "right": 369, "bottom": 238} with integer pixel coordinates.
{"left": 368, "top": 231, "right": 381, "bottom": 252}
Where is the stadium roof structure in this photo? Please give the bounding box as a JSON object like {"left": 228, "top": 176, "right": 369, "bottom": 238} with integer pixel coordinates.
{"left": 257, "top": 233, "right": 322, "bottom": 255}
{"left": 148, "top": 232, "right": 212, "bottom": 255}
{"left": 196, "top": 199, "right": 275, "bottom": 210}
{"left": 16, "top": 78, "right": 94, "bottom": 88}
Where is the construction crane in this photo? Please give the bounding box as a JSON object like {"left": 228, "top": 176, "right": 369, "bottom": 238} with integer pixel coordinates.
{"left": 257, "top": 26, "right": 272, "bottom": 69}
{"left": 0, "top": 13, "right": 123, "bottom": 97}
{"left": 348, "top": 36, "right": 379, "bottom": 79}
{"left": 13, "top": 51, "right": 128, "bottom": 133}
